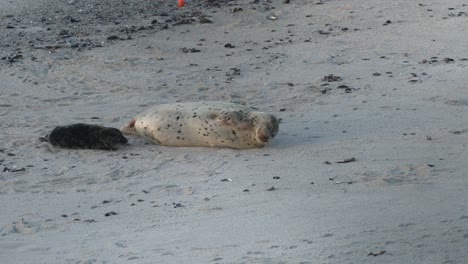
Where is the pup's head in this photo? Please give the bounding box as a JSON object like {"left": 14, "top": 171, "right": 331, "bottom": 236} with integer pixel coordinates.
{"left": 99, "top": 128, "right": 128, "bottom": 150}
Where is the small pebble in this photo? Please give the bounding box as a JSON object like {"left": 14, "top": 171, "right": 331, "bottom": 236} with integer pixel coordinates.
{"left": 267, "top": 15, "right": 277, "bottom": 20}
{"left": 104, "top": 212, "right": 117, "bottom": 217}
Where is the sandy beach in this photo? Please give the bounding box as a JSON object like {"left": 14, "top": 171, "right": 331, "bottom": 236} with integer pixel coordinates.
{"left": 1, "top": 0, "right": 467, "bottom": 263}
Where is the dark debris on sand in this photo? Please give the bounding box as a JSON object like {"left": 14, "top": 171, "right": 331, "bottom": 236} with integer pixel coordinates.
{"left": 0, "top": 0, "right": 243, "bottom": 59}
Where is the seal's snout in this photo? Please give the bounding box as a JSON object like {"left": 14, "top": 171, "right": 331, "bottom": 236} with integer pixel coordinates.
{"left": 256, "top": 128, "right": 270, "bottom": 143}
{"left": 259, "top": 134, "right": 270, "bottom": 143}
{"left": 120, "top": 135, "right": 129, "bottom": 145}
{"left": 99, "top": 128, "right": 128, "bottom": 150}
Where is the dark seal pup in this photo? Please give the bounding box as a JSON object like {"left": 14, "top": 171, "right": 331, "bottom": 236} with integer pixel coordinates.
{"left": 41, "top": 123, "right": 128, "bottom": 150}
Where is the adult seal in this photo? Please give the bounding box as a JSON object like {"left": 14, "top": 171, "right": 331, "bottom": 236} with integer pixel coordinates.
{"left": 120, "top": 101, "right": 279, "bottom": 149}
{"left": 41, "top": 123, "right": 128, "bottom": 150}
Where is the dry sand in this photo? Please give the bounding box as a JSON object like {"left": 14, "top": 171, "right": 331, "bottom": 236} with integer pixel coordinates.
{"left": 1, "top": 0, "right": 467, "bottom": 263}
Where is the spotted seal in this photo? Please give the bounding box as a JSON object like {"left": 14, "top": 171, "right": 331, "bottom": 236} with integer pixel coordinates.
{"left": 41, "top": 123, "right": 128, "bottom": 150}
{"left": 120, "top": 101, "right": 279, "bottom": 149}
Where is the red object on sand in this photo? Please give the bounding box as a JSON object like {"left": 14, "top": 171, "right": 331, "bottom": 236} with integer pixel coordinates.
{"left": 178, "top": 0, "right": 185, "bottom": 7}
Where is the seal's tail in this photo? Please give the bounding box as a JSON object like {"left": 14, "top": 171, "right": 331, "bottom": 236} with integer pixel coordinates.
{"left": 120, "top": 118, "right": 137, "bottom": 135}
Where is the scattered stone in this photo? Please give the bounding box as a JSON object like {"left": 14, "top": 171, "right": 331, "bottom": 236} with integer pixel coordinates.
{"left": 104, "top": 212, "right": 117, "bottom": 217}
{"left": 107, "top": 35, "right": 120, "bottom": 40}
{"left": 1, "top": 54, "right": 23, "bottom": 64}
{"left": 267, "top": 15, "right": 277, "bottom": 20}
{"left": 317, "top": 30, "right": 330, "bottom": 35}
{"left": 323, "top": 161, "right": 331, "bottom": 165}
{"left": 233, "top": 7, "right": 243, "bottom": 13}
{"left": 199, "top": 17, "right": 213, "bottom": 24}
{"left": 336, "top": 157, "right": 356, "bottom": 163}
{"left": 443, "top": 57, "right": 454, "bottom": 63}
{"left": 368, "top": 250, "right": 386, "bottom": 256}
{"left": 267, "top": 186, "right": 276, "bottom": 191}
{"left": 273, "top": 176, "right": 280, "bottom": 180}
{"left": 337, "top": 84, "right": 352, "bottom": 93}
{"left": 450, "top": 129, "right": 465, "bottom": 135}
{"left": 220, "top": 178, "right": 232, "bottom": 182}
{"left": 181, "top": 47, "right": 201, "bottom": 53}
{"left": 322, "top": 74, "right": 341, "bottom": 82}
{"left": 173, "top": 202, "right": 183, "bottom": 208}
{"left": 224, "top": 43, "right": 235, "bottom": 48}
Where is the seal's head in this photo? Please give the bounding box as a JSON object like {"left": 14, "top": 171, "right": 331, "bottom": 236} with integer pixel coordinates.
{"left": 98, "top": 127, "right": 128, "bottom": 150}
{"left": 251, "top": 113, "right": 279, "bottom": 144}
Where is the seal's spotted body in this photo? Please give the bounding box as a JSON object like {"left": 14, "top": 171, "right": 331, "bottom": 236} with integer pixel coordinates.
{"left": 120, "top": 102, "right": 279, "bottom": 149}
